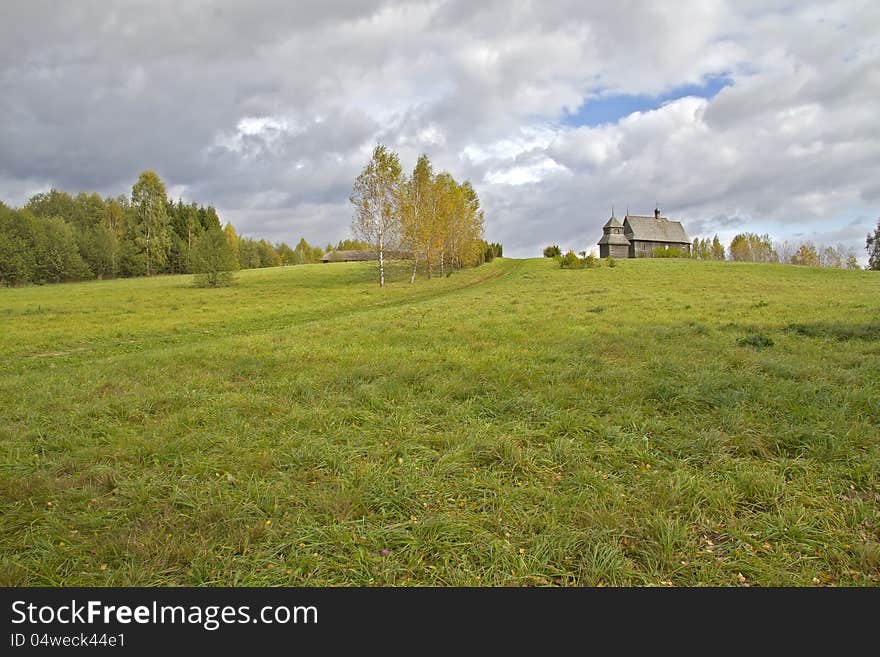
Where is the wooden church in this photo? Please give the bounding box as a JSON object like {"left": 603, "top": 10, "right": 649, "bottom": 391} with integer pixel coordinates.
{"left": 598, "top": 208, "right": 691, "bottom": 258}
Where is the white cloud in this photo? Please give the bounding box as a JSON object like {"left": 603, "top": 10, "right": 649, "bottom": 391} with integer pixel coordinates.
{"left": 0, "top": 0, "right": 877, "bottom": 261}
{"left": 485, "top": 159, "right": 567, "bottom": 186}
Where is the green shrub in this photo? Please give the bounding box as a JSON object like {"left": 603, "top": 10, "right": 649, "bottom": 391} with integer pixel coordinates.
{"left": 737, "top": 334, "right": 774, "bottom": 349}
{"left": 543, "top": 245, "right": 561, "bottom": 258}
{"left": 652, "top": 247, "right": 683, "bottom": 258}
{"left": 557, "top": 251, "right": 601, "bottom": 269}
{"left": 606, "top": 256, "right": 617, "bottom": 268}
{"left": 559, "top": 250, "right": 585, "bottom": 269}
{"left": 190, "top": 228, "right": 237, "bottom": 287}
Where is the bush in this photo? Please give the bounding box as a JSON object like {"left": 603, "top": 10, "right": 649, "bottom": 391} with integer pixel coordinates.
{"left": 190, "top": 228, "right": 237, "bottom": 287}
{"left": 559, "top": 250, "right": 584, "bottom": 269}
{"left": 652, "top": 247, "right": 683, "bottom": 258}
{"left": 606, "top": 256, "right": 616, "bottom": 268}
{"left": 543, "top": 245, "right": 561, "bottom": 258}
{"left": 558, "top": 250, "right": 600, "bottom": 269}
{"left": 737, "top": 334, "right": 774, "bottom": 349}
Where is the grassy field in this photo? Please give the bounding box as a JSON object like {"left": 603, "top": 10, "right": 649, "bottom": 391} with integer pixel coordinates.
{"left": 1, "top": 257, "right": 878, "bottom": 586}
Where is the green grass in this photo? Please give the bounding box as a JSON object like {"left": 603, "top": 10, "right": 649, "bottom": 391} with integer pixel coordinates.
{"left": 1, "top": 258, "right": 878, "bottom": 586}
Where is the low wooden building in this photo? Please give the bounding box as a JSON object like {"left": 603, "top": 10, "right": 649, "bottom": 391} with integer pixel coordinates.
{"left": 598, "top": 208, "right": 691, "bottom": 258}
{"left": 321, "top": 250, "right": 376, "bottom": 263}
{"left": 321, "top": 249, "right": 411, "bottom": 263}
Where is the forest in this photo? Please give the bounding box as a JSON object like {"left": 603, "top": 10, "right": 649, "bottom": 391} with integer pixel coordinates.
{"left": 0, "top": 154, "right": 501, "bottom": 287}
{"left": 691, "top": 232, "right": 865, "bottom": 268}
{"left": 0, "top": 170, "right": 338, "bottom": 287}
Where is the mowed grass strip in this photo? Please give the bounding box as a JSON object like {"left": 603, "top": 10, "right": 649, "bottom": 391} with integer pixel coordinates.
{"left": 0, "top": 258, "right": 878, "bottom": 586}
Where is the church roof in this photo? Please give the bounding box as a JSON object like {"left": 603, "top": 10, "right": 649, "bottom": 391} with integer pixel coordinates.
{"left": 624, "top": 215, "right": 690, "bottom": 243}
{"left": 598, "top": 232, "right": 630, "bottom": 245}
{"left": 602, "top": 215, "right": 623, "bottom": 229}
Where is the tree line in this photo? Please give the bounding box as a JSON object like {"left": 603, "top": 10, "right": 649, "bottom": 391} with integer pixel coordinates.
{"left": 690, "top": 235, "right": 727, "bottom": 261}
{"left": 546, "top": 224, "right": 876, "bottom": 270}
{"left": 690, "top": 231, "right": 865, "bottom": 269}
{"left": 0, "top": 170, "right": 347, "bottom": 287}
{"left": 350, "top": 145, "right": 493, "bottom": 286}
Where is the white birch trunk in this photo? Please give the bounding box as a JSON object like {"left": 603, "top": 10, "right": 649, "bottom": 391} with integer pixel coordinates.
{"left": 379, "top": 241, "right": 385, "bottom": 287}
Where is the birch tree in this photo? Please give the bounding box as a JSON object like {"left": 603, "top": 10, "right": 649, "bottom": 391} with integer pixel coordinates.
{"left": 131, "top": 170, "right": 170, "bottom": 276}
{"left": 711, "top": 234, "right": 725, "bottom": 260}
{"left": 458, "top": 181, "right": 485, "bottom": 267}
{"left": 224, "top": 223, "right": 240, "bottom": 263}
{"left": 350, "top": 145, "right": 402, "bottom": 286}
{"left": 433, "top": 176, "right": 484, "bottom": 274}
{"left": 433, "top": 172, "right": 457, "bottom": 277}
{"left": 401, "top": 154, "right": 434, "bottom": 283}
{"left": 190, "top": 226, "right": 237, "bottom": 287}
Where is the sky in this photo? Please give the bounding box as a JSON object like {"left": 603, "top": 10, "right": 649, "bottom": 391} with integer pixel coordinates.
{"left": 1, "top": 0, "right": 879, "bottom": 260}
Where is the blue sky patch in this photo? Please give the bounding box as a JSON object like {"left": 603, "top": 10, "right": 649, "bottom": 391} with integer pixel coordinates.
{"left": 563, "top": 76, "right": 731, "bottom": 127}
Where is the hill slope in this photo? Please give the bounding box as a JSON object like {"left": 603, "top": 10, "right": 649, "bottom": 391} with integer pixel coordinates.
{"left": 1, "top": 258, "right": 878, "bottom": 585}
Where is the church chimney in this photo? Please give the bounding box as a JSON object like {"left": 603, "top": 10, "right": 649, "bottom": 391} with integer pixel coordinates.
{"left": 654, "top": 207, "right": 661, "bottom": 220}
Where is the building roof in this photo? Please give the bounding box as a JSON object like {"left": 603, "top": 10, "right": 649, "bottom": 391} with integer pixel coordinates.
{"left": 602, "top": 215, "right": 623, "bottom": 229}
{"left": 321, "top": 250, "right": 377, "bottom": 262}
{"left": 321, "top": 249, "right": 413, "bottom": 262}
{"left": 598, "top": 232, "right": 631, "bottom": 246}
{"left": 623, "top": 215, "right": 690, "bottom": 243}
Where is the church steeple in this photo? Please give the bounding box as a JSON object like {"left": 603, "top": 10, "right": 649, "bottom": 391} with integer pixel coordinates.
{"left": 602, "top": 210, "right": 623, "bottom": 229}
{"left": 598, "top": 206, "right": 631, "bottom": 257}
